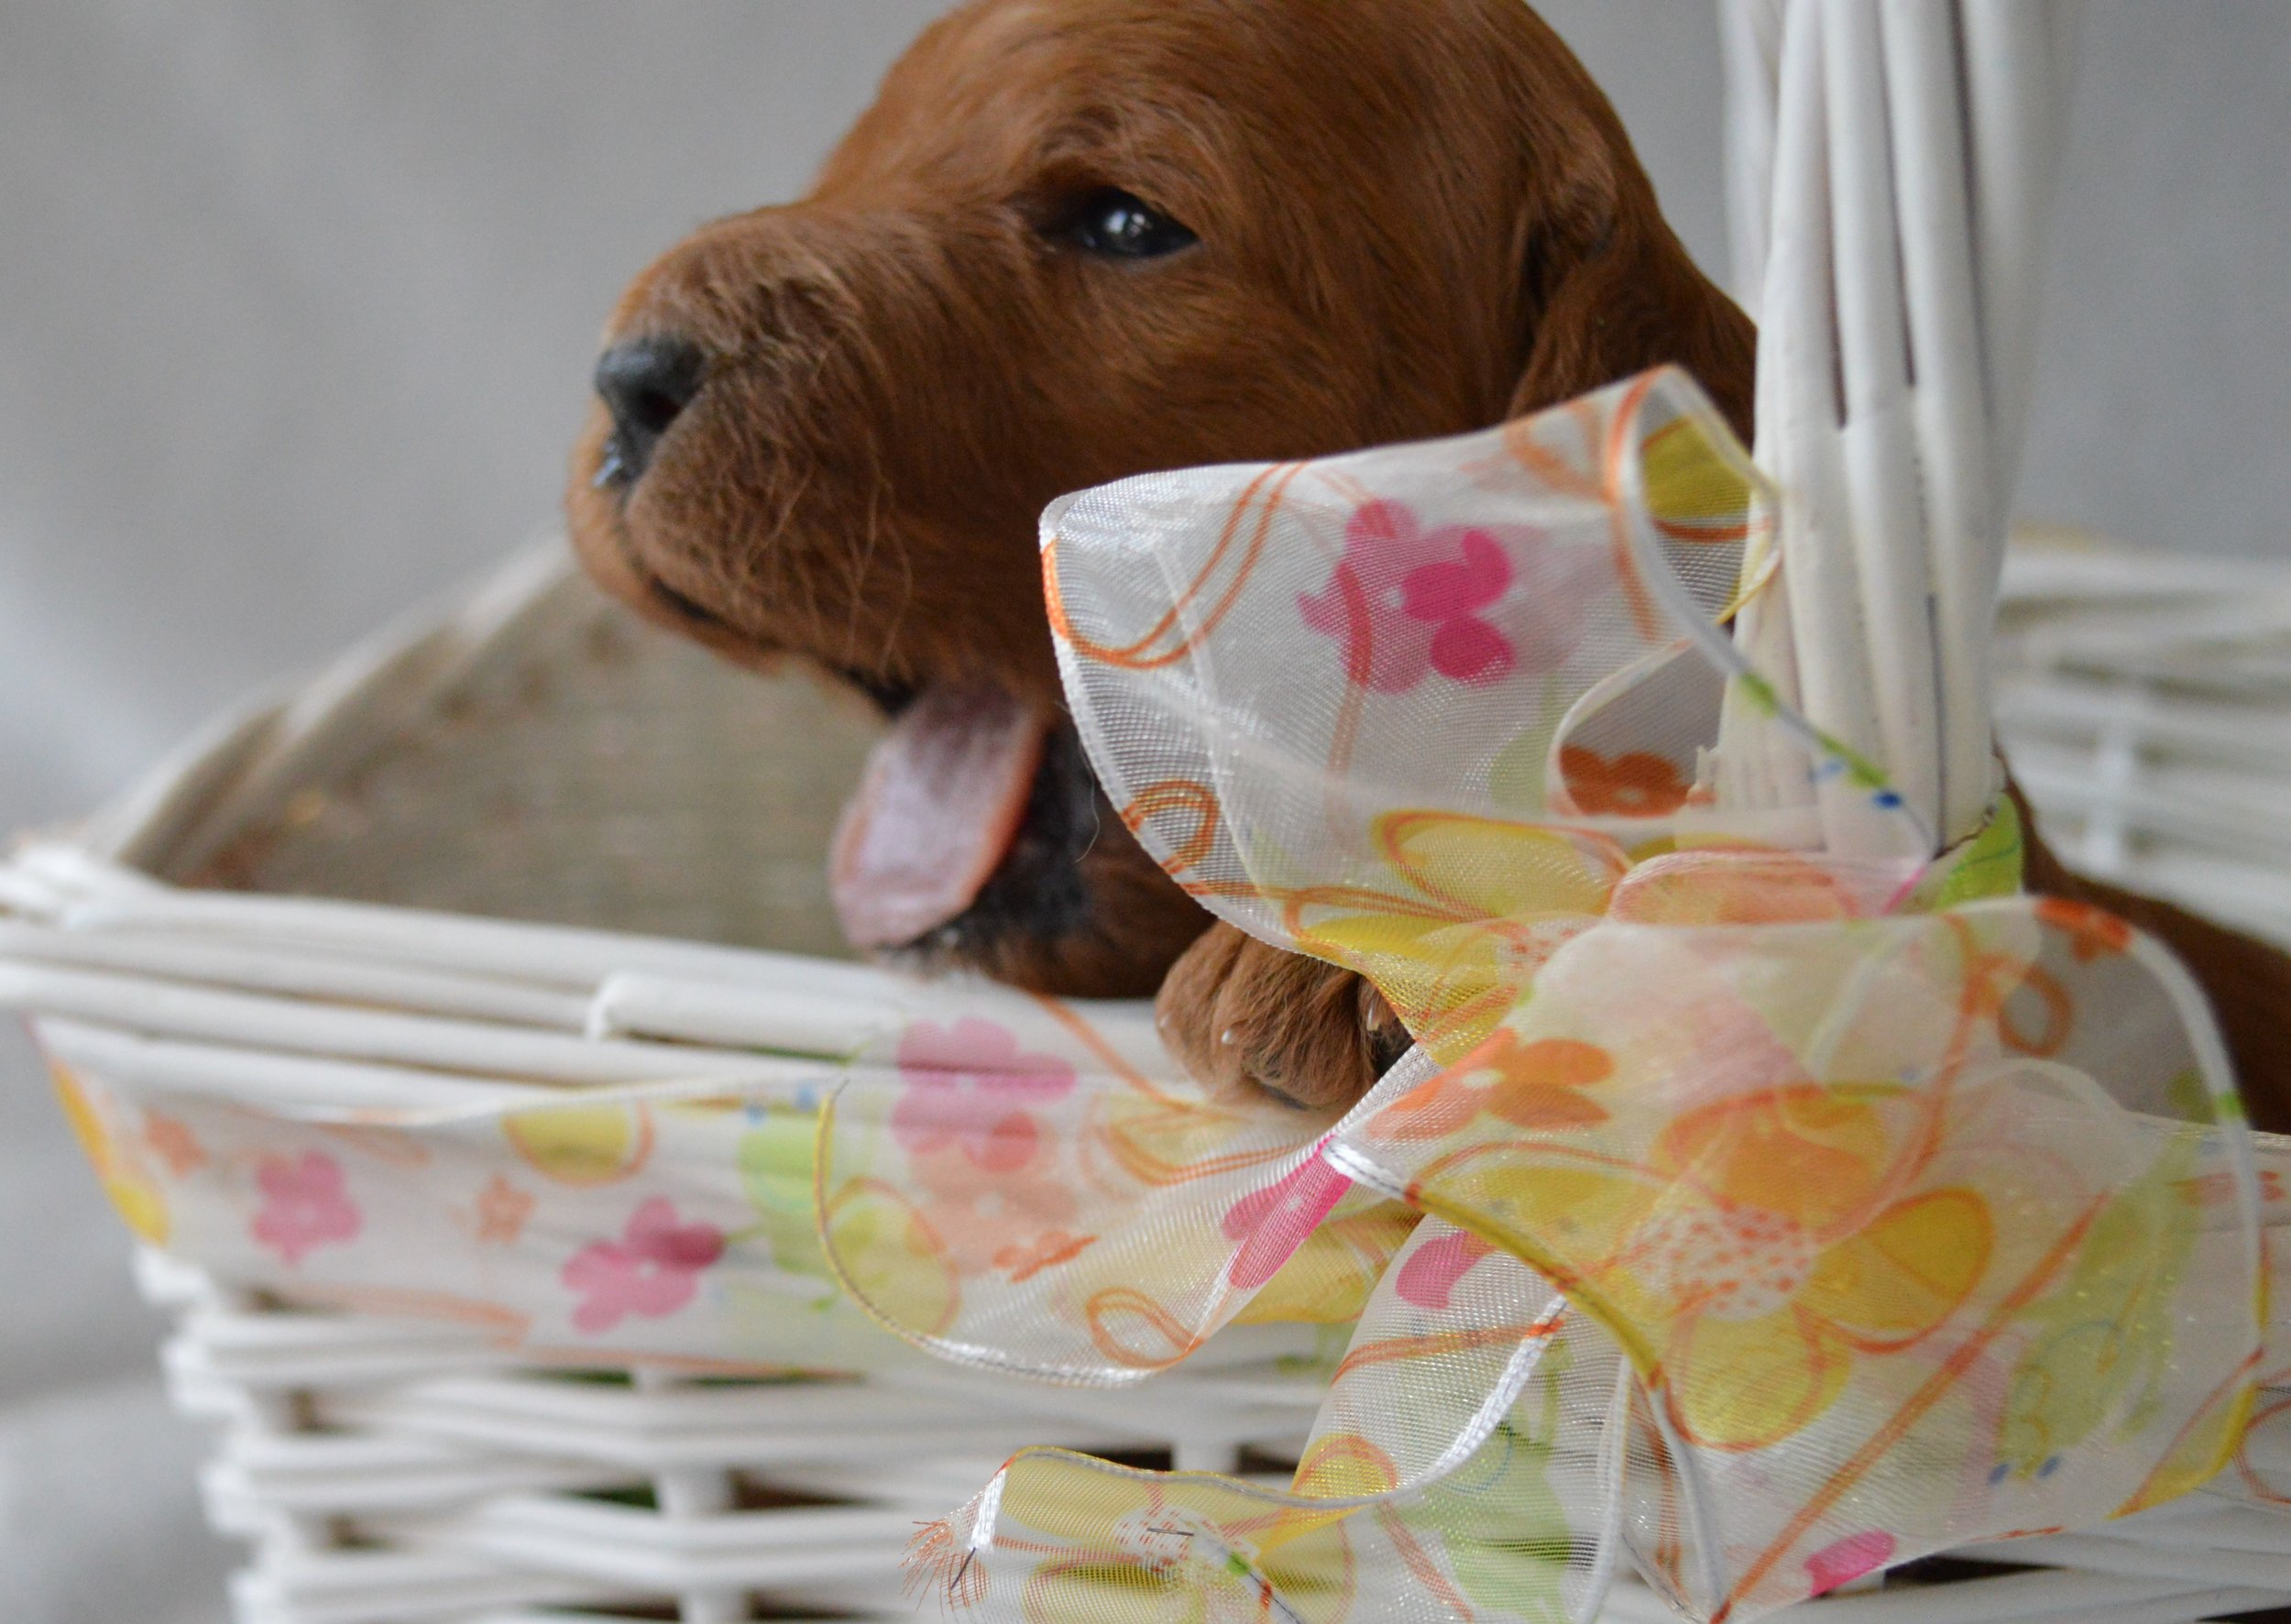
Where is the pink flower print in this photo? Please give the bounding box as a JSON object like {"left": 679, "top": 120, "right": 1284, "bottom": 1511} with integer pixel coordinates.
{"left": 562, "top": 1196, "right": 725, "bottom": 1333}
{"left": 1401, "top": 527, "right": 1516, "bottom": 683}
{"left": 1302, "top": 499, "right": 1592, "bottom": 694}
{"left": 891, "top": 1017, "right": 1077, "bottom": 1175}
{"left": 250, "top": 1151, "right": 360, "bottom": 1266}
{"left": 1299, "top": 500, "right": 1476, "bottom": 693}
{"left": 1395, "top": 1228, "right": 1497, "bottom": 1311}
{"left": 1805, "top": 1531, "right": 1896, "bottom": 1597}
{"left": 1222, "top": 1152, "right": 1351, "bottom": 1290}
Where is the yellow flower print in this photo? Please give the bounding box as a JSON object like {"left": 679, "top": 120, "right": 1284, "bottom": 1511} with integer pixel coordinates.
{"left": 1439, "top": 1083, "right": 1990, "bottom": 1451}
{"left": 1365, "top": 1032, "right": 1611, "bottom": 1145}
{"left": 1288, "top": 811, "right": 1623, "bottom": 1060}
{"left": 51, "top": 1063, "right": 169, "bottom": 1246}
{"left": 503, "top": 1101, "right": 653, "bottom": 1185}
{"left": 1606, "top": 848, "right": 1866, "bottom": 927}
{"left": 962, "top": 1440, "right": 1380, "bottom": 1624}
{"left": 823, "top": 1177, "right": 959, "bottom": 1340}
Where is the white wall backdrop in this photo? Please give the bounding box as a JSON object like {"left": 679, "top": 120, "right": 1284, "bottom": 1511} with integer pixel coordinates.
{"left": 2, "top": 5, "right": 2286, "bottom": 1619}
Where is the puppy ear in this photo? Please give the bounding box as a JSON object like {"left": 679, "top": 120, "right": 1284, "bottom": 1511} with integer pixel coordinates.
{"left": 1502, "top": 78, "right": 1757, "bottom": 440}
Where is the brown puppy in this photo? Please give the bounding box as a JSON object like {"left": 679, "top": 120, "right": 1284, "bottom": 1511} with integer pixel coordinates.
{"left": 567, "top": 0, "right": 2291, "bottom": 1125}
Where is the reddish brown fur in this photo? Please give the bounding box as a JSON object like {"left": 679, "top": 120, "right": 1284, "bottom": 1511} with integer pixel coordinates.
{"left": 567, "top": 0, "right": 2291, "bottom": 1127}
{"left": 2017, "top": 789, "right": 2291, "bottom": 1131}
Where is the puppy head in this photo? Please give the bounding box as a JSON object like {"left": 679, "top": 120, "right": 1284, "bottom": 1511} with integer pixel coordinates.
{"left": 566, "top": 0, "right": 1752, "bottom": 998}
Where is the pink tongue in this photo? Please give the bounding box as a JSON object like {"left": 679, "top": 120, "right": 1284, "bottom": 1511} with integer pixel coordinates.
{"left": 831, "top": 683, "right": 1052, "bottom": 949}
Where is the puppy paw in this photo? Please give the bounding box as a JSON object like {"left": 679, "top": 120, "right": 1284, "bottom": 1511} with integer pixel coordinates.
{"left": 1155, "top": 921, "right": 1412, "bottom": 1112}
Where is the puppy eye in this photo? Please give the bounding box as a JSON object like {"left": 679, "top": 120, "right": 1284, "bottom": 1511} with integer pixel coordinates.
{"left": 1060, "top": 188, "right": 1198, "bottom": 258}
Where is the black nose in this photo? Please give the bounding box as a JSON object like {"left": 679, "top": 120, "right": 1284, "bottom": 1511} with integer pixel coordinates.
{"left": 593, "top": 335, "right": 705, "bottom": 487}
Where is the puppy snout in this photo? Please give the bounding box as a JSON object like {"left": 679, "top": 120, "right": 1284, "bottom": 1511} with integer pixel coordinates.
{"left": 593, "top": 334, "right": 706, "bottom": 486}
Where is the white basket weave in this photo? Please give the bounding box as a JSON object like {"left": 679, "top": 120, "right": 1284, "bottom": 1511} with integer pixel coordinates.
{"left": 8, "top": 540, "right": 2291, "bottom": 1624}
{"left": 1995, "top": 532, "right": 2291, "bottom": 952}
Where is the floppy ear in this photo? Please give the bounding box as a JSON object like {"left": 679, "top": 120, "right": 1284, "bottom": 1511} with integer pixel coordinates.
{"left": 1500, "top": 49, "right": 1757, "bottom": 441}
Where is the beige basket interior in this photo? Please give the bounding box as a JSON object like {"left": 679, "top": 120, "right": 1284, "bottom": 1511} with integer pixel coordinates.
{"left": 162, "top": 561, "right": 884, "bottom": 957}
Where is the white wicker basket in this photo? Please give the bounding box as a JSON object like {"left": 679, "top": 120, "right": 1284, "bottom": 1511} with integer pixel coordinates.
{"left": 1995, "top": 532, "right": 2291, "bottom": 952}
{"left": 6, "top": 539, "right": 2291, "bottom": 1624}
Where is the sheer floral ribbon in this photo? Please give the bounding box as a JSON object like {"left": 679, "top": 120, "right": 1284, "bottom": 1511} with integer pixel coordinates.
{"left": 823, "top": 370, "right": 2271, "bottom": 1622}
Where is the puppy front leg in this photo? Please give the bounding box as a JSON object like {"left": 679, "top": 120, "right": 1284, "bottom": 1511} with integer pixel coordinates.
{"left": 1155, "top": 921, "right": 1410, "bottom": 1112}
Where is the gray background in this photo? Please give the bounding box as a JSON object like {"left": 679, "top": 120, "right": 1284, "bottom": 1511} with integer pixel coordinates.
{"left": 2, "top": 5, "right": 2286, "bottom": 1619}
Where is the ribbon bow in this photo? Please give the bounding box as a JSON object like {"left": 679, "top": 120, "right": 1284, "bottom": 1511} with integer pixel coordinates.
{"left": 821, "top": 371, "right": 2269, "bottom": 1622}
